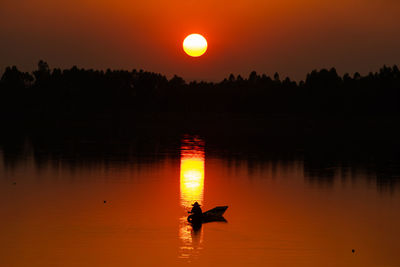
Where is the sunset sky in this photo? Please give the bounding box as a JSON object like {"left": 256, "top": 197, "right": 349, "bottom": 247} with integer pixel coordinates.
{"left": 1, "top": 0, "right": 399, "bottom": 81}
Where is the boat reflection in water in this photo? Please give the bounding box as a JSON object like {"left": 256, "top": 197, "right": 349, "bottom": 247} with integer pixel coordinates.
{"left": 178, "top": 136, "right": 205, "bottom": 261}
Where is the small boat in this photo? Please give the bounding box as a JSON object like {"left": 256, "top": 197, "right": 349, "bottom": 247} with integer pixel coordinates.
{"left": 188, "top": 206, "right": 228, "bottom": 224}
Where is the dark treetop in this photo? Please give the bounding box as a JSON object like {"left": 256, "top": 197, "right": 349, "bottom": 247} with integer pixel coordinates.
{"left": 1, "top": 61, "right": 399, "bottom": 123}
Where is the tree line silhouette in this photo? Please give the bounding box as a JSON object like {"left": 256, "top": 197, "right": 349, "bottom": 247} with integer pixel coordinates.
{"left": 1, "top": 62, "right": 399, "bottom": 189}
{"left": 1, "top": 61, "right": 399, "bottom": 126}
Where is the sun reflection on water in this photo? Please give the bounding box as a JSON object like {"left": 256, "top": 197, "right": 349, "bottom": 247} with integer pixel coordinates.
{"left": 179, "top": 136, "right": 205, "bottom": 261}
{"left": 180, "top": 136, "right": 205, "bottom": 208}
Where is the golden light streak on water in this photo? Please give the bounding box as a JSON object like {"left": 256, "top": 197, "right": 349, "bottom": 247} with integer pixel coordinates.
{"left": 179, "top": 136, "right": 205, "bottom": 261}
{"left": 179, "top": 136, "right": 205, "bottom": 208}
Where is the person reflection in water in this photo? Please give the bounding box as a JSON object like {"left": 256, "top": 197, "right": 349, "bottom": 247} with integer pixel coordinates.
{"left": 191, "top": 221, "right": 202, "bottom": 233}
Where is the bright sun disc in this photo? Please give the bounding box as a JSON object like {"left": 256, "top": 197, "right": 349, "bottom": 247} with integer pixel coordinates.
{"left": 183, "top": 34, "right": 207, "bottom": 57}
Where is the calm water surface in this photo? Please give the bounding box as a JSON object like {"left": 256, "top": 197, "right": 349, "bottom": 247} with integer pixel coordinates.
{"left": 1, "top": 136, "right": 400, "bottom": 266}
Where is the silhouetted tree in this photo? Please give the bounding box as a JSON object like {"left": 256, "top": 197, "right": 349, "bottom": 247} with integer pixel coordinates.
{"left": 33, "top": 60, "right": 51, "bottom": 87}
{"left": 0, "top": 61, "right": 399, "bottom": 125}
{"left": 273, "top": 72, "right": 280, "bottom": 82}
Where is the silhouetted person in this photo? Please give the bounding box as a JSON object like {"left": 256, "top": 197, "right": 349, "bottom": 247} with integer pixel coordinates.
{"left": 188, "top": 202, "right": 203, "bottom": 224}
{"left": 190, "top": 202, "right": 202, "bottom": 215}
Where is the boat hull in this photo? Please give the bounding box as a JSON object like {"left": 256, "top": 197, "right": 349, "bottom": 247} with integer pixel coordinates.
{"left": 188, "top": 206, "right": 228, "bottom": 224}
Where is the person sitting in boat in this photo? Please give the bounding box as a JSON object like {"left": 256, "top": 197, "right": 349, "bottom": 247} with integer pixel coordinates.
{"left": 190, "top": 202, "right": 202, "bottom": 215}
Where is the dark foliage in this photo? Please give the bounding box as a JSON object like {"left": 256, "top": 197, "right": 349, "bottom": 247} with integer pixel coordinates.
{"left": 1, "top": 62, "right": 399, "bottom": 189}
{"left": 1, "top": 62, "right": 399, "bottom": 124}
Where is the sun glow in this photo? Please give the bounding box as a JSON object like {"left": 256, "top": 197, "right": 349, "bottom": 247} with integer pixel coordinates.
{"left": 183, "top": 34, "right": 208, "bottom": 57}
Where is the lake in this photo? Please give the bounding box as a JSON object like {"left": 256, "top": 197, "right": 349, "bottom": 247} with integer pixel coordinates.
{"left": 1, "top": 134, "right": 399, "bottom": 266}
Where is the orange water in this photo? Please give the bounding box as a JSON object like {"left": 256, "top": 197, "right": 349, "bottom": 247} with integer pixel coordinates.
{"left": 0, "top": 136, "right": 399, "bottom": 266}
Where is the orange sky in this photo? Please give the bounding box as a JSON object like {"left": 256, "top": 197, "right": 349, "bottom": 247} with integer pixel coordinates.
{"left": 1, "top": 0, "right": 399, "bottom": 81}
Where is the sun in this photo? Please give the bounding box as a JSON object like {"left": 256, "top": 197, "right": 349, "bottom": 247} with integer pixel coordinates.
{"left": 183, "top": 34, "right": 207, "bottom": 57}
